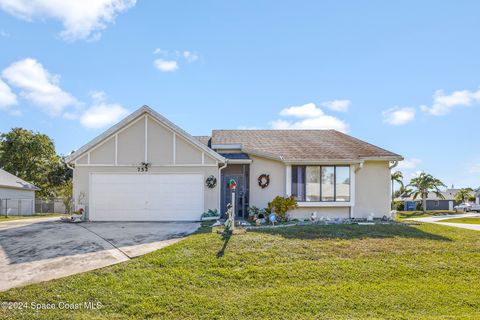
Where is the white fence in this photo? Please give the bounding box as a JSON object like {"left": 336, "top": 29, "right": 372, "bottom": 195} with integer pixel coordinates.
{"left": 0, "top": 198, "right": 35, "bottom": 216}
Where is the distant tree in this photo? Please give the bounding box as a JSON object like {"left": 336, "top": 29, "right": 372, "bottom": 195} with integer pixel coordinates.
{"left": 391, "top": 171, "right": 403, "bottom": 208}
{"left": 454, "top": 188, "right": 473, "bottom": 203}
{"left": 407, "top": 172, "right": 446, "bottom": 213}
{"left": 56, "top": 180, "right": 73, "bottom": 214}
{"left": 0, "top": 128, "right": 72, "bottom": 198}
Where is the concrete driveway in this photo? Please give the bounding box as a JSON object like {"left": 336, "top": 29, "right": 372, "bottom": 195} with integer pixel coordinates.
{"left": 407, "top": 213, "right": 480, "bottom": 231}
{"left": 0, "top": 217, "right": 199, "bottom": 291}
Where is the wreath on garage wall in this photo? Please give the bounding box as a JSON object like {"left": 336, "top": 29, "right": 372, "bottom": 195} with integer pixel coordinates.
{"left": 205, "top": 175, "right": 217, "bottom": 189}
{"left": 258, "top": 174, "right": 270, "bottom": 189}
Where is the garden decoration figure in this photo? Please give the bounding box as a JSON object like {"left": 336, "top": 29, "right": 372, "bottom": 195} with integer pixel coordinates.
{"left": 224, "top": 204, "right": 234, "bottom": 232}
{"left": 269, "top": 212, "right": 276, "bottom": 226}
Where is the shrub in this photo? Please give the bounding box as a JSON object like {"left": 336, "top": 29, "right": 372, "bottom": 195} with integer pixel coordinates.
{"left": 394, "top": 201, "right": 404, "bottom": 211}
{"left": 202, "top": 209, "right": 220, "bottom": 218}
{"left": 267, "top": 196, "right": 298, "bottom": 221}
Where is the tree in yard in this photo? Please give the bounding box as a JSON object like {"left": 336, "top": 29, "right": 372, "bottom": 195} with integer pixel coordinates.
{"left": 454, "top": 188, "right": 473, "bottom": 203}
{"left": 407, "top": 172, "right": 446, "bottom": 213}
{"left": 56, "top": 180, "right": 73, "bottom": 214}
{"left": 0, "top": 128, "right": 72, "bottom": 198}
{"left": 391, "top": 171, "right": 404, "bottom": 209}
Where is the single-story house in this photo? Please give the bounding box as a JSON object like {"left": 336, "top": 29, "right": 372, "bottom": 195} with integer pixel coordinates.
{"left": 0, "top": 168, "right": 38, "bottom": 216}
{"left": 475, "top": 189, "right": 480, "bottom": 205}
{"left": 65, "top": 106, "right": 403, "bottom": 221}
{"left": 395, "top": 188, "right": 471, "bottom": 211}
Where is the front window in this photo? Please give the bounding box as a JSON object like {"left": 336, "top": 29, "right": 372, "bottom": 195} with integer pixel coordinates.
{"left": 292, "top": 165, "right": 350, "bottom": 202}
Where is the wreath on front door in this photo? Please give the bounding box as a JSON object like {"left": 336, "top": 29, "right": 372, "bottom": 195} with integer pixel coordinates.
{"left": 205, "top": 175, "right": 217, "bottom": 189}
{"left": 258, "top": 174, "right": 270, "bottom": 189}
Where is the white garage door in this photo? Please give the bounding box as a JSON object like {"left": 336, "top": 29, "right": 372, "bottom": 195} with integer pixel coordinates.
{"left": 89, "top": 173, "right": 204, "bottom": 221}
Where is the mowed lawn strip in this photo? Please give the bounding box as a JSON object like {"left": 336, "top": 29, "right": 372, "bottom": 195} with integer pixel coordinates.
{"left": 0, "top": 213, "right": 65, "bottom": 222}
{"left": 0, "top": 223, "right": 479, "bottom": 319}
{"left": 439, "top": 217, "right": 480, "bottom": 224}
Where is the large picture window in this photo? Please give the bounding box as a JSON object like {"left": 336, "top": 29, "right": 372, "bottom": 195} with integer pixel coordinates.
{"left": 291, "top": 165, "right": 350, "bottom": 202}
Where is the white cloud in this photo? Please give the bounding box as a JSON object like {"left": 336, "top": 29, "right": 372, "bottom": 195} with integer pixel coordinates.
{"left": 469, "top": 163, "right": 480, "bottom": 174}
{"left": 2, "top": 58, "right": 79, "bottom": 116}
{"left": 0, "top": 78, "right": 18, "bottom": 109}
{"left": 80, "top": 91, "right": 129, "bottom": 129}
{"left": 0, "top": 30, "right": 9, "bottom": 37}
{"left": 420, "top": 88, "right": 480, "bottom": 116}
{"left": 154, "top": 59, "right": 178, "bottom": 72}
{"left": 0, "top": 0, "right": 136, "bottom": 41}
{"left": 397, "top": 158, "right": 422, "bottom": 170}
{"left": 382, "top": 106, "right": 415, "bottom": 125}
{"left": 321, "top": 99, "right": 351, "bottom": 112}
{"left": 272, "top": 102, "right": 349, "bottom": 132}
{"left": 183, "top": 51, "right": 199, "bottom": 63}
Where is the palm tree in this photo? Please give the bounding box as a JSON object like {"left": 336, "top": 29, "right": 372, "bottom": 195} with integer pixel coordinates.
{"left": 391, "top": 171, "right": 403, "bottom": 208}
{"left": 454, "top": 188, "right": 473, "bottom": 203}
{"left": 407, "top": 172, "right": 446, "bottom": 213}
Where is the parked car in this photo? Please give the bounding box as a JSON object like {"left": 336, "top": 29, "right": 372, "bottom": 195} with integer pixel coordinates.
{"left": 455, "top": 203, "right": 480, "bottom": 212}
{"left": 454, "top": 203, "right": 472, "bottom": 212}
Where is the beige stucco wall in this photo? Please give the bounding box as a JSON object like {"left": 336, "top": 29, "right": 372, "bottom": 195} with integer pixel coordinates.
{"left": 249, "top": 155, "right": 286, "bottom": 209}
{"left": 90, "top": 136, "right": 115, "bottom": 164}
{"left": 73, "top": 166, "right": 219, "bottom": 215}
{"left": 246, "top": 158, "right": 391, "bottom": 219}
{"left": 147, "top": 117, "right": 173, "bottom": 165}
{"left": 118, "top": 117, "right": 145, "bottom": 165}
{"left": 288, "top": 207, "right": 350, "bottom": 220}
{"left": 353, "top": 160, "right": 391, "bottom": 218}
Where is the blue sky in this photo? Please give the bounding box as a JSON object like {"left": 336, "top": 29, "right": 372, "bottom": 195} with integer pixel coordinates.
{"left": 0, "top": 1, "right": 479, "bottom": 188}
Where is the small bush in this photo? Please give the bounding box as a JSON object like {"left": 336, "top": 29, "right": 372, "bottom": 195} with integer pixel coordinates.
{"left": 267, "top": 196, "right": 298, "bottom": 221}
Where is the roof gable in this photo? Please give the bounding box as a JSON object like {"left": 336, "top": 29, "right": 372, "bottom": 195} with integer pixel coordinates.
{"left": 66, "top": 106, "right": 225, "bottom": 163}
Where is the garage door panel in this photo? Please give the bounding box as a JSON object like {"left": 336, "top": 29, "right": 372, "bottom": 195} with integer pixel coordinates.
{"left": 89, "top": 173, "right": 203, "bottom": 221}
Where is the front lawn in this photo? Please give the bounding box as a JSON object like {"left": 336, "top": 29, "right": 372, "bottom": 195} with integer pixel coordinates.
{"left": 439, "top": 217, "right": 480, "bottom": 224}
{"left": 1, "top": 223, "right": 479, "bottom": 319}
{"left": 0, "top": 213, "right": 65, "bottom": 222}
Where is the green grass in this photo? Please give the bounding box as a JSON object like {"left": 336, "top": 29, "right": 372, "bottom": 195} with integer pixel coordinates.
{"left": 439, "top": 217, "right": 480, "bottom": 224}
{"left": 1, "top": 223, "right": 479, "bottom": 319}
{"left": 396, "top": 210, "right": 459, "bottom": 219}
{"left": 0, "top": 213, "right": 66, "bottom": 222}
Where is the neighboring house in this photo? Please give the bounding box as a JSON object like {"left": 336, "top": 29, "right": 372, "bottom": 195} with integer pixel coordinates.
{"left": 0, "top": 169, "right": 38, "bottom": 216}
{"left": 395, "top": 188, "right": 472, "bottom": 211}
{"left": 66, "top": 106, "right": 403, "bottom": 221}
{"left": 476, "top": 189, "right": 480, "bottom": 205}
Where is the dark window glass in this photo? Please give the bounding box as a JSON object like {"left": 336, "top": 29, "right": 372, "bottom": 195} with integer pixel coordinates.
{"left": 291, "top": 166, "right": 305, "bottom": 201}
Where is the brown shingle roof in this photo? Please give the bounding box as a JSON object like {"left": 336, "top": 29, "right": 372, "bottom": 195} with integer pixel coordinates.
{"left": 211, "top": 130, "right": 402, "bottom": 161}
{"left": 194, "top": 136, "right": 211, "bottom": 146}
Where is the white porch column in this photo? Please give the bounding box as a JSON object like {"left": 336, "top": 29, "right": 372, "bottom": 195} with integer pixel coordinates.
{"left": 285, "top": 165, "right": 292, "bottom": 196}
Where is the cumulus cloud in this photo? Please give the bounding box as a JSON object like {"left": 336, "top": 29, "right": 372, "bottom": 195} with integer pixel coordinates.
{"left": 80, "top": 91, "right": 129, "bottom": 129}
{"left": 154, "top": 59, "right": 179, "bottom": 72}
{"left": 397, "top": 158, "right": 422, "bottom": 170}
{"left": 0, "top": 0, "right": 136, "bottom": 41}
{"left": 271, "top": 102, "right": 349, "bottom": 132}
{"left": 382, "top": 106, "right": 415, "bottom": 125}
{"left": 2, "top": 58, "right": 79, "bottom": 116}
{"left": 183, "top": 51, "right": 199, "bottom": 63}
{"left": 321, "top": 99, "right": 351, "bottom": 112}
{"left": 0, "top": 78, "right": 18, "bottom": 109}
{"left": 420, "top": 88, "right": 480, "bottom": 116}
{"left": 153, "top": 48, "right": 199, "bottom": 72}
